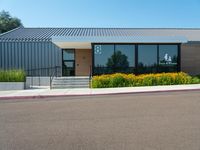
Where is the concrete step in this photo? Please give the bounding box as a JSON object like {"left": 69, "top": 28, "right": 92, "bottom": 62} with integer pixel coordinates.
{"left": 52, "top": 81, "right": 89, "bottom": 84}
{"left": 51, "top": 76, "right": 90, "bottom": 89}
{"left": 54, "top": 77, "right": 90, "bottom": 80}
{"left": 53, "top": 79, "right": 89, "bottom": 81}
{"left": 51, "top": 85, "right": 89, "bottom": 89}
{"left": 52, "top": 83, "right": 89, "bottom": 86}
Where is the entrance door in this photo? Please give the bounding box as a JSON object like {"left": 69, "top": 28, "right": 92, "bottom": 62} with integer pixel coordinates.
{"left": 62, "top": 49, "right": 75, "bottom": 76}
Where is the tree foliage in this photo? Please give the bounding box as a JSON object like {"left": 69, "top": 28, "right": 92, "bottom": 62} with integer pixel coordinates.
{"left": 0, "top": 10, "right": 22, "bottom": 33}
{"left": 106, "top": 51, "right": 129, "bottom": 68}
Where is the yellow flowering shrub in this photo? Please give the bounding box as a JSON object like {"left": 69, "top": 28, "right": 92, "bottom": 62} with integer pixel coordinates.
{"left": 91, "top": 72, "right": 199, "bottom": 88}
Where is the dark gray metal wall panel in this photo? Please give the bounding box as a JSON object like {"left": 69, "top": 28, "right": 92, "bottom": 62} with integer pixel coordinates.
{"left": 10, "top": 42, "right": 13, "bottom": 68}
{"left": 53, "top": 43, "right": 56, "bottom": 67}
{"left": 20, "top": 42, "right": 24, "bottom": 69}
{"left": 0, "top": 43, "right": 3, "bottom": 70}
{"left": 41, "top": 43, "right": 45, "bottom": 75}
{"left": 24, "top": 43, "right": 29, "bottom": 70}
{"left": 0, "top": 43, "right": 1, "bottom": 68}
{"left": 37, "top": 42, "right": 41, "bottom": 70}
{"left": 5, "top": 43, "right": 8, "bottom": 69}
{"left": 45, "top": 42, "right": 50, "bottom": 76}
{"left": 44, "top": 43, "right": 47, "bottom": 68}
{"left": 35, "top": 42, "right": 39, "bottom": 70}
{"left": 27, "top": 43, "right": 31, "bottom": 70}
{"left": 45, "top": 42, "right": 48, "bottom": 69}
{"left": 16, "top": 42, "right": 20, "bottom": 68}
{"left": 2, "top": 42, "right": 5, "bottom": 69}
{"left": 48, "top": 42, "right": 52, "bottom": 67}
{"left": 49, "top": 42, "right": 52, "bottom": 67}
{"left": 0, "top": 41, "right": 62, "bottom": 76}
{"left": 31, "top": 43, "right": 35, "bottom": 70}
{"left": 7, "top": 43, "right": 11, "bottom": 69}
{"left": 12, "top": 42, "right": 15, "bottom": 68}
{"left": 8, "top": 43, "right": 11, "bottom": 68}
{"left": 0, "top": 42, "right": 2, "bottom": 69}
{"left": 14, "top": 42, "right": 19, "bottom": 68}
{"left": 2, "top": 43, "right": 4, "bottom": 69}
{"left": 50, "top": 43, "right": 54, "bottom": 67}
{"left": 41, "top": 43, "right": 44, "bottom": 68}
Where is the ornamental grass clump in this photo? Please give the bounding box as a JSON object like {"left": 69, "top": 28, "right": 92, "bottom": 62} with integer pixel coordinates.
{"left": 91, "top": 72, "right": 199, "bottom": 88}
{"left": 0, "top": 70, "right": 26, "bottom": 82}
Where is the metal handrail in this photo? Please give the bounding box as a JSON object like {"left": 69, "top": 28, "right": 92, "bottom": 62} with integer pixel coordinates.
{"left": 25, "top": 66, "right": 61, "bottom": 88}
{"left": 89, "top": 65, "right": 92, "bottom": 88}
{"left": 50, "top": 66, "right": 60, "bottom": 89}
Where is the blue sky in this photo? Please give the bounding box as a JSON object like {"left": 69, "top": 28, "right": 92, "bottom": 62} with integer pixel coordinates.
{"left": 0, "top": 0, "right": 200, "bottom": 28}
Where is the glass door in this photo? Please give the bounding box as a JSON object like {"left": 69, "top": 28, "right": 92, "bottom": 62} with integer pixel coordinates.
{"left": 62, "top": 49, "right": 75, "bottom": 76}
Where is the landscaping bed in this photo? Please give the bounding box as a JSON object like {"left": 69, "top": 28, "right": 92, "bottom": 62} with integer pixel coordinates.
{"left": 0, "top": 70, "right": 26, "bottom": 90}
{"left": 92, "top": 72, "right": 200, "bottom": 88}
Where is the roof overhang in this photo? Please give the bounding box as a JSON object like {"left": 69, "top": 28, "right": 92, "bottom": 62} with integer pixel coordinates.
{"left": 52, "top": 36, "right": 188, "bottom": 49}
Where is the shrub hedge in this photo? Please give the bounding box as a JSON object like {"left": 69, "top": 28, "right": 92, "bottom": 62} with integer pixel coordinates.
{"left": 0, "top": 70, "right": 26, "bottom": 82}
{"left": 195, "top": 74, "right": 200, "bottom": 79}
{"left": 91, "top": 72, "right": 200, "bottom": 88}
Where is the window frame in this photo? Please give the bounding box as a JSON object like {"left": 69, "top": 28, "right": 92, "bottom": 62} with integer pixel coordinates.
{"left": 92, "top": 43, "right": 181, "bottom": 75}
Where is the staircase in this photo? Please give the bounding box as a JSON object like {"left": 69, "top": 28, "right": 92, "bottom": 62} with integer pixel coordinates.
{"left": 51, "top": 76, "right": 90, "bottom": 89}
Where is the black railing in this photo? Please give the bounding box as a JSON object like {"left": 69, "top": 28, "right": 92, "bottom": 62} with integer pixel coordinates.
{"left": 50, "top": 66, "right": 61, "bottom": 89}
{"left": 89, "top": 65, "right": 92, "bottom": 88}
{"left": 25, "top": 66, "right": 61, "bottom": 88}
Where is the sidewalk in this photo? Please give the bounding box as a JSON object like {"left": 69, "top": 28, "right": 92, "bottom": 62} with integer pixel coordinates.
{"left": 0, "top": 84, "right": 200, "bottom": 100}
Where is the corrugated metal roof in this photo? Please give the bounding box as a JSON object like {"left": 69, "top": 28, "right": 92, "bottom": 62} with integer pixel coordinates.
{"left": 0, "top": 26, "right": 200, "bottom": 42}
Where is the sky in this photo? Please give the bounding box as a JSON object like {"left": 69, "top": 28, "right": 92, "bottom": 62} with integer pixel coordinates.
{"left": 0, "top": 0, "right": 200, "bottom": 28}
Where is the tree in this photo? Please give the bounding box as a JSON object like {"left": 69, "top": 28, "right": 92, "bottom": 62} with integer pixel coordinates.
{"left": 0, "top": 10, "right": 22, "bottom": 34}
{"left": 106, "top": 51, "right": 129, "bottom": 68}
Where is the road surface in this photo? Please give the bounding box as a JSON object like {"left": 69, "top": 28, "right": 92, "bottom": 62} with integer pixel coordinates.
{"left": 0, "top": 91, "right": 200, "bottom": 150}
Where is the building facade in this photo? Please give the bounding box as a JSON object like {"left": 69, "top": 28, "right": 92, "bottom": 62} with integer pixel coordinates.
{"left": 0, "top": 27, "right": 200, "bottom": 76}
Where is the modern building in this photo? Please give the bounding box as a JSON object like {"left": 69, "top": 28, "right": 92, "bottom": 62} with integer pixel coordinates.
{"left": 0, "top": 27, "right": 200, "bottom": 78}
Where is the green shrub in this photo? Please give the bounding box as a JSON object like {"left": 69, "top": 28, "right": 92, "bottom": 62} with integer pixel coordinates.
{"left": 191, "top": 77, "right": 200, "bottom": 84}
{"left": 110, "top": 73, "right": 129, "bottom": 87}
{"left": 91, "top": 72, "right": 199, "bottom": 88}
{"left": 195, "top": 75, "right": 200, "bottom": 79}
{"left": 0, "top": 70, "right": 26, "bottom": 82}
{"left": 142, "top": 75, "right": 157, "bottom": 86}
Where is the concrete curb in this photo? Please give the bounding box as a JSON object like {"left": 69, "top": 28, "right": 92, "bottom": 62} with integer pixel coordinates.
{"left": 0, "top": 88, "right": 200, "bottom": 100}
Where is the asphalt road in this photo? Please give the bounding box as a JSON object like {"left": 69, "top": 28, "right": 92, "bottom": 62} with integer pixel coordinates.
{"left": 0, "top": 91, "right": 200, "bottom": 150}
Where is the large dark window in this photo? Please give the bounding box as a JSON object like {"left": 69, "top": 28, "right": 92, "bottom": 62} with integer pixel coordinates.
{"left": 138, "top": 45, "right": 157, "bottom": 74}
{"left": 93, "top": 44, "right": 179, "bottom": 75}
{"left": 114, "top": 45, "right": 135, "bottom": 73}
{"left": 159, "top": 45, "right": 178, "bottom": 72}
{"left": 93, "top": 44, "right": 135, "bottom": 75}
{"left": 94, "top": 45, "right": 115, "bottom": 74}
